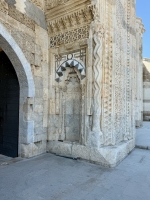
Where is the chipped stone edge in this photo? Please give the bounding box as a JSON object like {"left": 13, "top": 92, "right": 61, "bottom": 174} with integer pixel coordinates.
{"left": 47, "top": 139, "right": 135, "bottom": 168}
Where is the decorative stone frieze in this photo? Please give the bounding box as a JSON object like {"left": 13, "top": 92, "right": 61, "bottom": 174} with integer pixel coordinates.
{"left": 47, "top": 7, "right": 93, "bottom": 36}
{"left": 46, "top": 0, "right": 94, "bottom": 37}
{"left": 50, "top": 25, "right": 90, "bottom": 47}
{"left": 101, "top": 0, "right": 113, "bottom": 145}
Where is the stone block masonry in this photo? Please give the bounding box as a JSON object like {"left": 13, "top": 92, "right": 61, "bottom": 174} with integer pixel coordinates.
{"left": 0, "top": 0, "right": 144, "bottom": 167}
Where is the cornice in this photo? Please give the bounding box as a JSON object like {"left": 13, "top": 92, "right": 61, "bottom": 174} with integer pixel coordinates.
{"left": 46, "top": 2, "right": 94, "bottom": 36}
{"left": 46, "top": 0, "right": 91, "bottom": 21}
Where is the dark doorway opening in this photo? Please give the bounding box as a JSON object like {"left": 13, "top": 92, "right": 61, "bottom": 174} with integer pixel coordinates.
{"left": 0, "top": 50, "right": 19, "bottom": 157}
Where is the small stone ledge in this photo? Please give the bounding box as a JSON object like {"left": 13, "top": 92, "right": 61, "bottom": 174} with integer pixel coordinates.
{"left": 47, "top": 139, "right": 135, "bottom": 168}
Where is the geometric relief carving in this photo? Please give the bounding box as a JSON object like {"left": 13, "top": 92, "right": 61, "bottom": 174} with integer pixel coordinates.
{"left": 102, "top": 0, "right": 113, "bottom": 145}
{"left": 91, "top": 20, "right": 104, "bottom": 137}
{"left": 125, "top": 0, "right": 132, "bottom": 140}
{"left": 55, "top": 58, "right": 86, "bottom": 82}
{"left": 114, "top": 0, "right": 125, "bottom": 143}
{"left": 50, "top": 25, "right": 89, "bottom": 48}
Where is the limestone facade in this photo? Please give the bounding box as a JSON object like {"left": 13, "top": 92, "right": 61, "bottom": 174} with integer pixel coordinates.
{"left": 0, "top": 0, "right": 144, "bottom": 167}
{"left": 143, "top": 58, "right": 150, "bottom": 121}
{"left": 135, "top": 18, "right": 145, "bottom": 127}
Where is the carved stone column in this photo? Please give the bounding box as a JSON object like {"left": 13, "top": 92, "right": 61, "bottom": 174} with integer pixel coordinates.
{"left": 87, "top": 14, "right": 104, "bottom": 148}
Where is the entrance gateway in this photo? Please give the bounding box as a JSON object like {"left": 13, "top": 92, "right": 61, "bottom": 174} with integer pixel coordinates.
{"left": 0, "top": 51, "right": 19, "bottom": 157}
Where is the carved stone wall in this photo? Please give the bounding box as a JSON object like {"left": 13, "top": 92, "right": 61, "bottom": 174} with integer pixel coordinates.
{"left": 47, "top": 0, "right": 139, "bottom": 167}
{"left": 4, "top": 0, "right": 47, "bottom": 29}
{"left": 101, "top": 0, "right": 114, "bottom": 145}
{"left": 0, "top": 0, "right": 144, "bottom": 167}
{"left": 48, "top": 49, "right": 86, "bottom": 144}
{"left": 50, "top": 25, "right": 90, "bottom": 48}
{"left": 143, "top": 58, "right": 150, "bottom": 121}
{"left": 60, "top": 70, "right": 81, "bottom": 142}
{"left": 135, "top": 18, "right": 145, "bottom": 126}
{"left": 0, "top": 0, "right": 49, "bottom": 158}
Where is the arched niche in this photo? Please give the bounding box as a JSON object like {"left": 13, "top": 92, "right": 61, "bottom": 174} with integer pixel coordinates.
{"left": 55, "top": 58, "right": 86, "bottom": 82}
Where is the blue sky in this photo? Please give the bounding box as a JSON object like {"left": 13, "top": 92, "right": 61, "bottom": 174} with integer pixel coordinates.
{"left": 136, "top": 0, "right": 150, "bottom": 58}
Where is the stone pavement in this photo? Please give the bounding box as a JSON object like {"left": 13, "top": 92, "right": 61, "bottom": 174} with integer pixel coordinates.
{"left": 0, "top": 148, "right": 150, "bottom": 200}
{"left": 0, "top": 154, "right": 22, "bottom": 166}
{"left": 136, "top": 122, "right": 150, "bottom": 149}
{"left": 0, "top": 154, "right": 12, "bottom": 165}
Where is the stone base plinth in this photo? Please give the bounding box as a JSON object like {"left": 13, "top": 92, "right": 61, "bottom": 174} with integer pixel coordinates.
{"left": 21, "top": 141, "right": 46, "bottom": 158}
{"left": 47, "top": 139, "right": 135, "bottom": 167}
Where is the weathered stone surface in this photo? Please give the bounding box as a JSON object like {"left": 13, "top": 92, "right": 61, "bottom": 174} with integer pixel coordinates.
{"left": 47, "top": 140, "right": 135, "bottom": 167}
{"left": 135, "top": 18, "right": 145, "bottom": 127}
{"left": 143, "top": 59, "right": 150, "bottom": 121}
{"left": 25, "top": 0, "right": 47, "bottom": 30}
{"left": 0, "top": 0, "right": 145, "bottom": 167}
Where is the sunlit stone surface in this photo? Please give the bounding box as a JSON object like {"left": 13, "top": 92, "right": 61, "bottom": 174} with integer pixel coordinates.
{"left": 0, "top": 0, "right": 145, "bottom": 167}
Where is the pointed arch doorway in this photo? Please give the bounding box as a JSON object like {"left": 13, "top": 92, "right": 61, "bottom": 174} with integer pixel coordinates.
{"left": 0, "top": 23, "right": 35, "bottom": 158}
{"left": 0, "top": 50, "right": 19, "bottom": 157}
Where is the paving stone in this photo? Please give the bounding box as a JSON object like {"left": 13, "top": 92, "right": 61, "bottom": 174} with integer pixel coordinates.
{"left": 0, "top": 148, "right": 150, "bottom": 200}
